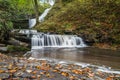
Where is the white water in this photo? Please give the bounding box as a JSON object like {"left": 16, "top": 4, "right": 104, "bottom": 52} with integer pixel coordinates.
{"left": 29, "top": 19, "right": 36, "bottom": 28}
{"left": 29, "top": 0, "right": 55, "bottom": 28}
{"left": 40, "top": 0, "right": 55, "bottom": 6}
{"left": 19, "top": 29, "right": 37, "bottom": 34}
{"left": 31, "top": 34, "right": 86, "bottom": 49}
{"left": 39, "top": 7, "right": 52, "bottom": 22}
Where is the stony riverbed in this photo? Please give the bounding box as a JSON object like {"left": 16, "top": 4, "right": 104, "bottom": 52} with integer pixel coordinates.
{"left": 0, "top": 53, "right": 120, "bottom": 80}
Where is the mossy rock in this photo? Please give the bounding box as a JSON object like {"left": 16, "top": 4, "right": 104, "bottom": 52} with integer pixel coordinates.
{"left": 7, "top": 45, "right": 30, "bottom": 52}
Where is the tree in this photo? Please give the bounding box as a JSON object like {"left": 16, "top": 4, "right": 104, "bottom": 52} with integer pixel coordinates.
{"left": 0, "top": 11, "right": 13, "bottom": 43}
{"left": 0, "top": 0, "right": 13, "bottom": 43}
{"left": 33, "top": 0, "right": 39, "bottom": 24}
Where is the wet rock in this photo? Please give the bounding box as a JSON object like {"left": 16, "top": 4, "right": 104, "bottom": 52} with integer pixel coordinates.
{"left": 13, "top": 57, "right": 19, "bottom": 63}
{"left": 0, "top": 62, "right": 8, "bottom": 66}
{"left": 26, "top": 69, "right": 32, "bottom": 73}
{"left": 23, "top": 51, "right": 32, "bottom": 58}
{"left": 0, "top": 73, "right": 9, "bottom": 79}
{"left": 0, "top": 44, "right": 5, "bottom": 47}
{"left": 21, "top": 72, "right": 32, "bottom": 78}
{"left": 0, "top": 67, "right": 8, "bottom": 72}
{"left": 8, "top": 38, "right": 29, "bottom": 46}
{"left": 0, "top": 47, "right": 7, "bottom": 52}
{"left": 14, "top": 71, "right": 24, "bottom": 77}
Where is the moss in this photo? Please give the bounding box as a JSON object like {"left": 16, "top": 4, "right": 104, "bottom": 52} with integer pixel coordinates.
{"left": 7, "top": 45, "right": 30, "bottom": 52}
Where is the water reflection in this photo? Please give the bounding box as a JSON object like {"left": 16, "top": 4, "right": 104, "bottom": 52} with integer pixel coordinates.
{"left": 31, "top": 47, "right": 120, "bottom": 69}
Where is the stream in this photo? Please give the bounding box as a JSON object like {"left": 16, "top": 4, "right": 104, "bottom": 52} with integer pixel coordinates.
{"left": 31, "top": 47, "right": 120, "bottom": 70}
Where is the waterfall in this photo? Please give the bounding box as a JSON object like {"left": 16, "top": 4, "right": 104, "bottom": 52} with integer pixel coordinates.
{"left": 29, "top": 19, "right": 36, "bottom": 28}
{"left": 31, "top": 33, "right": 86, "bottom": 49}
{"left": 40, "top": 0, "right": 55, "bottom": 6}
{"left": 19, "top": 0, "right": 87, "bottom": 49}
{"left": 29, "top": 0, "right": 55, "bottom": 28}
{"left": 39, "top": 7, "right": 52, "bottom": 22}
{"left": 19, "top": 29, "right": 37, "bottom": 34}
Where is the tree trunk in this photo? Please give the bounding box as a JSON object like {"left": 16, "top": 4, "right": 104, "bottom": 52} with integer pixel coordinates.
{"left": 33, "top": 0, "right": 39, "bottom": 24}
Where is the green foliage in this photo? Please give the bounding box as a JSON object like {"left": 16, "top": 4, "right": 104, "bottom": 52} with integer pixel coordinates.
{"left": 0, "top": 11, "right": 13, "bottom": 29}
{"left": 0, "top": 10, "right": 13, "bottom": 42}
{"left": 7, "top": 45, "right": 29, "bottom": 52}
{"left": 62, "top": 0, "right": 73, "bottom": 3}
{"left": 0, "top": 0, "right": 10, "bottom": 10}
{"left": 0, "top": 0, "right": 49, "bottom": 20}
{"left": 0, "top": 0, "right": 49, "bottom": 41}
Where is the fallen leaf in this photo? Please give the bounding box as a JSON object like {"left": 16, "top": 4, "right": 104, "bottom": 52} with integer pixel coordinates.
{"left": 40, "top": 71, "right": 46, "bottom": 75}
{"left": 69, "top": 76, "right": 76, "bottom": 80}
{"left": 32, "top": 71, "right": 38, "bottom": 74}
{"left": 72, "top": 69, "right": 83, "bottom": 74}
{"left": 31, "top": 76, "right": 36, "bottom": 79}
{"left": 53, "top": 69, "right": 60, "bottom": 73}
{"left": 0, "top": 70, "right": 5, "bottom": 73}
{"left": 46, "top": 73, "right": 51, "bottom": 77}
{"left": 9, "top": 70, "right": 17, "bottom": 73}
{"left": 36, "top": 66, "right": 41, "bottom": 69}
{"left": 61, "top": 72, "right": 69, "bottom": 77}
{"left": 8, "top": 64, "right": 13, "bottom": 70}
{"left": 55, "top": 64, "right": 62, "bottom": 69}
{"left": 106, "top": 77, "right": 113, "bottom": 80}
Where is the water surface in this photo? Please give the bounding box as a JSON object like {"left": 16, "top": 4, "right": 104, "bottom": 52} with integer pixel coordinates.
{"left": 31, "top": 47, "right": 120, "bottom": 69}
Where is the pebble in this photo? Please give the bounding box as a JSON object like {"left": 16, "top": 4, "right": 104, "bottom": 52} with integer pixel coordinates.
{"left": 0, "top": 73, "right": 9, "bottom": 79}
{"left": 0, "top": 53, "right": 119, "bottom": 80}
{"left": 21, "top": 72, "right": 32, "bottom": 78}
{"left": 14, "top": 71, "right": 24, "bottom": 77}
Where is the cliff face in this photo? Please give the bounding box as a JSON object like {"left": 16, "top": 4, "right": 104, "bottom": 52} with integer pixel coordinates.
{"left": 35, "top": 0, "right": 120, "bottom": 49}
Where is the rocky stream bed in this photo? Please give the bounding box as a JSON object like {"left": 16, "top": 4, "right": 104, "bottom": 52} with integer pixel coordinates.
{"left": 0, "top": 53, "right": 120, "bottom": 80}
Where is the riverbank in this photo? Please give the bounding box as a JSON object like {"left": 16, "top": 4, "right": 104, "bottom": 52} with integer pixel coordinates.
{"left": 92, "top": 43, "right": 120, "bottom": 50}
{"left": 0, "top": 53, "right": 120, "bottom": 80}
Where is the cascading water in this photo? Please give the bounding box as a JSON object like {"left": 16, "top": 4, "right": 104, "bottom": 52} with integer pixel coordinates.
{"left": 28, "top": 0, "right": 86, "bottom": 49}
{"left": 19, "top": 29, "right": 37, "bottom": 34}
{"left": 19, "top": 0, "right": 87, "bottom": 49}
{"left": 39, "top": 8, "right": 52, "bottom": 22}
{"left": 40, "top": 0, "right": 55, "bottom": 6}
{"left": 29, "top": 0, "right": 55, "bottom": 28}
{"left": 31, "top": 33, "right": 86, "bottom": 49}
